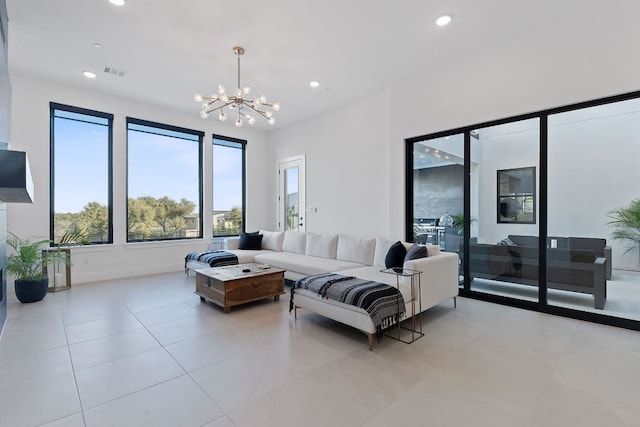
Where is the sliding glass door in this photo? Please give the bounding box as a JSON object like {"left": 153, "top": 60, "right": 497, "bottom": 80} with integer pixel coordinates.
{"left": 547, "top": 98, "right": 640, "bottom": 319}
{"left": 468, "top": 119, "right": 540, "bottom": 302}
{"left": 406, "top": 90, "right": 640, "bottom": 328}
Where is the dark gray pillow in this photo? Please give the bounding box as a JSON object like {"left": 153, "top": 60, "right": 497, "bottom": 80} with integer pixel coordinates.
{"left": 385, "top": 241, "right": 407, "bottom": 268}
{"left": 404, "top": 244, "right": 428, "bottom": 262}
{"left": 239, "top": 233, "right": 263, "bottom": 250}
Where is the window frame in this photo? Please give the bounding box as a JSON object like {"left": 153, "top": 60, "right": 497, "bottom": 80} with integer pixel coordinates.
{"left": 212, "top": 134, "right": 247, "bottom": 238}
{"left": 49, "top": 102, "right": 114, "bottom": 245}
{"left": 126, "top": 117, "right": 204, "bottom": 242}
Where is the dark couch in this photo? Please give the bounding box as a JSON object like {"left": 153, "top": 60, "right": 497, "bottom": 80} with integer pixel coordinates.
{"left": 469, "top": 239, "right": 607, "bottom": 309}
{"left": 508, "top": 235, "right": 612, "bottom": 280}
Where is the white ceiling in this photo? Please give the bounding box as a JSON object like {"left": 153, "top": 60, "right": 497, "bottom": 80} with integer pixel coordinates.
{"left": 4, "top": 0, "right": 617, "bottom": 131}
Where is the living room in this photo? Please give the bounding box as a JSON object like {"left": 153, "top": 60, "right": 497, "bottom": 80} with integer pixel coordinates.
{"left": 2, "top": 0, "right": 640, "bottom": 425}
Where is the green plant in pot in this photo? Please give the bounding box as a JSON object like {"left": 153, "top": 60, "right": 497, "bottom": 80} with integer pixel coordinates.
{"left": 608, "top": 198, "right": 640, "bottom": 262}
{"left": 6, "top": 233, "right": 70, "bottom": 303}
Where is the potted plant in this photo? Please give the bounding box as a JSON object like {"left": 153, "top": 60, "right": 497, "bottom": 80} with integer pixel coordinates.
{"left": 608, "top": 198, "right": 640, "bottom": 264}
{"left": 5, "top": 233, "right": 70, "bottom": 303}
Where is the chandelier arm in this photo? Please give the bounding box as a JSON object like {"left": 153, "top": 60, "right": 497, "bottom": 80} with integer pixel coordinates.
{"left": 242, "top": 103, "right": 270, "bottom": 118}
{"left": 205, "top": 101, "right": 235, "bottom": 114}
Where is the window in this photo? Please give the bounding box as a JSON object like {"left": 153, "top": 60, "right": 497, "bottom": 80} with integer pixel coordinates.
{"left": 127, "top": 118, "right": 203, "bottom": 242}
{"left": 497, "top": 166, "right": 536, "bottom": 223}
{"left": 213, "top": 135, "right": 246, "bottom": 237}
{"left": 50, "top": 103, "right": 113, "bottom": 244}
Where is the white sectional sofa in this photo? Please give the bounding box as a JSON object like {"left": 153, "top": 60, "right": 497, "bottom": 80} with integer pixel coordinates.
{"left": 192, "top": 230, "right": 459, "bottom": 349}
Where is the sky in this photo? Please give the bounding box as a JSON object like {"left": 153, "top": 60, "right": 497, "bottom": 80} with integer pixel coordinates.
{"left": 54, "top": 116, "right": 242, "bottom": 214}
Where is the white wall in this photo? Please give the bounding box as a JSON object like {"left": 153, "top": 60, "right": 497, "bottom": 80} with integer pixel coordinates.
{"left": 267, "top": 91, "right": 392, "bottom": 238}
{"left": 8, "top": 75, "right": 270, "bottom": 284}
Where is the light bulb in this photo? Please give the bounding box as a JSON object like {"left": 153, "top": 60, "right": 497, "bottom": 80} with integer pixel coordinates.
{"left": 194, "top": 93, "right": 203, "bottom": 103}
{"left": 221, "top": 94, "right": 229, "bottom": 102}
{"left": 229, "top": 103, "right": 237, "bottom": 110}
{"left": 265, "top": 111, "right": 272, "bottom": 118}
{"left": 235, "top": 88, "right": 243, "bottom": 98}
{"left": 218, "top": 84, "right": 225, "bottom": 94}
{"left": 436, "top": 15, "right": 452, "bottom": 26}
{"left": 201, "top": 103, "right": 209, "bottom": 109}
{"left": 235, "top": 118, "right": 243, "bottom": 127}
{"left": 200, "top": 110, "right": 209, "bottom": 119}
{"left": 272, "top": 102, "right": 280, "bottom": 111}
{"left": 253, "top": 97, "right": 262, "bottom": 106}
{"left": 218, "top": 111, "right": 227, "bottom": 122}
{"left": 268, "top": 117, "right": 275, "bottom": 125}
{"left": 259, "top": 95, "right": 267, "bottom": 103}
{"left": 248, "top": 116, "right": 256, "bottom": 125}
{"left": 243, "top": 86, "right": 251, "bottom": 94}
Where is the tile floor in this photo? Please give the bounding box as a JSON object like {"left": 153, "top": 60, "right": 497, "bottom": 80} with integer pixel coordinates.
{"left": 1, "top": 271, "right": 639, "bottom": 426}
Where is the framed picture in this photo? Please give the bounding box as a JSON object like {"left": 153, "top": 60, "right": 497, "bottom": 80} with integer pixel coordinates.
{"left": 497, "top": 166, "right": 536, "bottom": 224}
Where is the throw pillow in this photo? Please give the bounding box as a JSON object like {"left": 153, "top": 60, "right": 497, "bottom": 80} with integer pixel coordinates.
{"left": 385, "top": 241, "right": 407, "bottom": 268}
{"left": 497, "top": 238, "right": 516, "bottom": 246}
{"left": 404, "top": 243, "right": 428, "bottom": 262}
{"left": 239, "top": 232, "right": 263, "bottom": 250}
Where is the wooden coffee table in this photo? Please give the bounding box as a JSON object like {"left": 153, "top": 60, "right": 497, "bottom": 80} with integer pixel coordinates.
{"left": 195, "top": 263, "right": 285, "bottom": 312}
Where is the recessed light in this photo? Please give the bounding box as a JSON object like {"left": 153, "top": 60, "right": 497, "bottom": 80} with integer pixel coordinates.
{"left": 436, "top": 15, "right": 452, "bottom": 26}
{"left": 83, "top": 71, "right": 97, "bottom": 79}
{"left": 92, "top": 42, "right": 103, "bottom": 48}
{"left": 309, "top": 81, "right": 320, "bottom": 88}
{"left": 109, "top": 0, "right": 125, "bottom": 6}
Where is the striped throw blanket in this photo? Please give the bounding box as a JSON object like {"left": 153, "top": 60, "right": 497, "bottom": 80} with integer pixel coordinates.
{"left": 185, "top": 250, "right": 238, "bottom": 269}
{"left": 291, "top": 273, "right": 405, "bottom": 339}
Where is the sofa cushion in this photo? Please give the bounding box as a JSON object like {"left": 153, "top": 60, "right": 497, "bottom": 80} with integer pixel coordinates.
{"left": 259, "top": 230, "right": 284, "bottom": 251}
{"left": 336, "top": 235, "right": 376, "bottom": 266}
{"left": 426, "top": 245, "right": 441, "bottom": 257}
{"left": 385, "top": 241, "right": 407, "bottom": 268}
{"left": 306, "top": 232, "right": 338, "bottom": 259}
{"left": 282, "top": 231, "right": 307, "bottom": 254}
{"left": 373, "top": 237, "right": 394, "bottom": 267}
{"left": 239, "top": 232, "right": 263, "bottom": 250}
{"left": 227, "top": 249, "right": 272, "bottom": 264}
{"left": 254, "top": 252, "right": 363, "bottom": 276}
{"left": 405, "top": 244, "right": 428, "bottom": 262}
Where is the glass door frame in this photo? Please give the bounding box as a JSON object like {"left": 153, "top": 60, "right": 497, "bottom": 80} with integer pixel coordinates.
{"left": 278, "top": 155, "right": 306, "bottom": 232}
{"left": 405, "top": 90, "right": 640, "bottom": 332}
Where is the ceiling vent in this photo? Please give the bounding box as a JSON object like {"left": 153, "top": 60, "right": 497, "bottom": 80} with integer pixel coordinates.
{"left": 103, "top": 66, "right": 126, "bottom": 77}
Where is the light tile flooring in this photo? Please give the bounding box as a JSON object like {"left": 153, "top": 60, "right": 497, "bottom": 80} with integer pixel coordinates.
{"left": 1, "top": 272, "right": 640, "bottom": 426}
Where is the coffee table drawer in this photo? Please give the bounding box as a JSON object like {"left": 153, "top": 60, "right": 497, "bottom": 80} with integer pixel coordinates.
{"left": 195, "top": 265, "right": 285, "bottom": 312}
{"left": 225, "top": 275, "right": 284, "bottom": 302}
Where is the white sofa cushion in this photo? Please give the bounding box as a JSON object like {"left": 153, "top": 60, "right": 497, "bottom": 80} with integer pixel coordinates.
{"left": 254, "top": 252, "right": 364, "bottom": 276}
{"left": 426, "top": 245, "right": 441, "bottom": 257}
{"left": 373, "top": 237, "right": 396, "bottom": 267}
{"left": 305, "top": 232, "right": 338, "bottom": 259}
{"left": 259, "top": 230, "right": 285, "bottom": 251}
{"left": 336, "top": 235, "right": 376, "bottom": 266}
{"left": 282, "top": 231, "right": 307, "bottom": 254}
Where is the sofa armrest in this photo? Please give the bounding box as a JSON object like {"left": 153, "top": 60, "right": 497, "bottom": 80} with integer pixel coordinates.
{"left": 403, "top": 252, "right": 459, "bottom": 310}
{"left": 224, "top": 237, "right": 240, "bottom": 250}
{"left": 604, "top": 245, "right": 612, "bottom": 280}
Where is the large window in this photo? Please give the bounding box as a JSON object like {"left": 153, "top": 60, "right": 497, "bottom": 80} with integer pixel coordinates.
{"left": 127, "top": 118, "right": 203, "bottom": 242}
{"left": 50, "top": 103, "right": 113, "bottom": 244}
{"left": 213, "top": 135, "right": 246, "bottom": 237}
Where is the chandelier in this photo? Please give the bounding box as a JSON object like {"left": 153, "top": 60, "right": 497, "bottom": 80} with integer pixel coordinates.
{"left": 194, "top": 46, "right": 280, "bottom": 127}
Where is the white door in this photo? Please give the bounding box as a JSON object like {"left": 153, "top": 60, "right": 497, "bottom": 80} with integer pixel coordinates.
{"left": 278, "top": 155, "right": 305, "bottom": 232}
